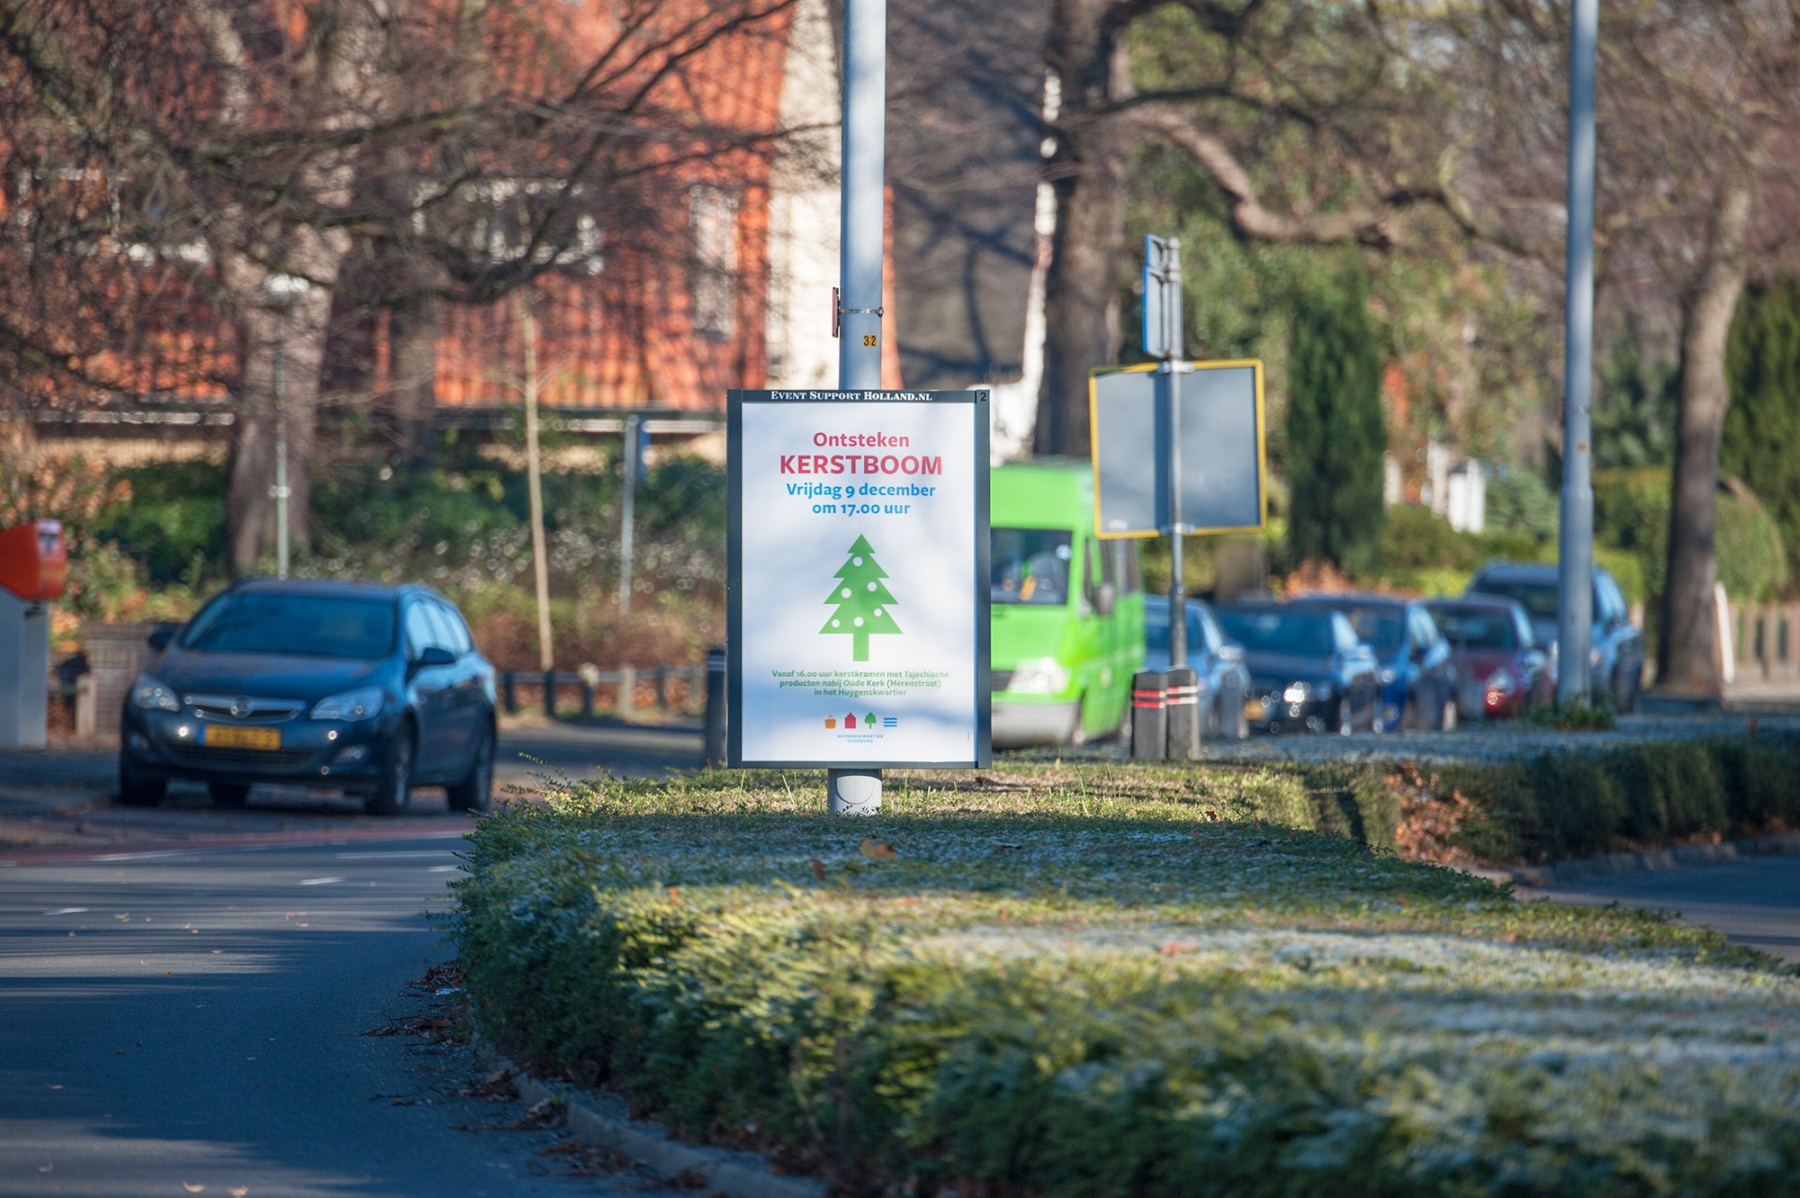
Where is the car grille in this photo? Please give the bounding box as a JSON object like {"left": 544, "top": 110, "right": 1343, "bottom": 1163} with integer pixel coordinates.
{"left": 991, "top": 670, "right": 1014, "bottom": 692}
{"left": 184, "top": 694, "right": 305, "bottom": 722}
{"left": 166, "top": 745, "right": 316, "bottom": 770}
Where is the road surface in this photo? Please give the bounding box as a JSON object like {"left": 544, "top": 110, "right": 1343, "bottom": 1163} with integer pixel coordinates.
{"left": 1526, "top": 854, "right": 1800, "bottom": 963}
{"left": 0, "top": 835, "right": 674, "bottom": 1196}
{"left": 0, "top": 721, "right": 704, "bottom": 858}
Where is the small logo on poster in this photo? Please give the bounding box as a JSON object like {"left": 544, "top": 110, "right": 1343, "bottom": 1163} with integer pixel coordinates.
{"left": 824, "top": 710, "right": 893, "bottom": 739}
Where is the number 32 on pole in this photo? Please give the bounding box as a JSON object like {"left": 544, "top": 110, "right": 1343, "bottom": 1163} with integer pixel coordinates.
{"left": 862, "top": 335, "right": 877, "bottom": 347}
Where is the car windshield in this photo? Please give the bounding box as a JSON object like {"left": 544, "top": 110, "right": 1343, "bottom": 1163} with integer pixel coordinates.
{"left": 1475, "top": 581, "right": 1558, "bottom": 622}
{"left": 991, "top": 528, "right": 1073, "bottom": 606}
{"left": 181, "top": 593, "right": 397, "bottom": 659}
{"left": 1216, "top": 609, "right": 1335, "bottom": 657}
{"left": 1303, "top": 604, "right": 1403, "bottom": 654}
{"left": 1144, "top": 605, "right": 1200, "bottom": 653}
{"left": 1431, "top": 607, "right": 1519, "bottom": 651}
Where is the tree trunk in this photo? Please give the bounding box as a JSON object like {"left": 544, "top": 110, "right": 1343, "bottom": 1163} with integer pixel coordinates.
{"left": 224, "top": 269, "right": 335, "bottom": 574}
{"left": 389, "top": 294, "right": 439, "bottom": 464}
{"left": 1033, "top": 0, "right": 1130, "bottom": 458}
{"left": 1036, "top": 142, "right": 1128, "bottom": 457}
{"left": 1658, "top": 184, "right": 1753, "bottom": 694}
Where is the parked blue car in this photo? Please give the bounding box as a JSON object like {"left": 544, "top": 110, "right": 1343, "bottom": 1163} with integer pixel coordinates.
{"left": 1287, "top": 593, "right": 1459, "bottom": 731}
{"left": 1143, "top": 595, "right": 1251, "bottom": 739}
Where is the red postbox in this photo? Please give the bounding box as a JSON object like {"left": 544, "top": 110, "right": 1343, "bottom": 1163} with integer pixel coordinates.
{"left": 0, "top": 519, "right": 67, "bottom": 602}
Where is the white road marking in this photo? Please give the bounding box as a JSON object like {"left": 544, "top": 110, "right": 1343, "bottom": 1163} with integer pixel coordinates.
{"left": 298, "top": 877, "right": 343, "bottom": 886}
{"left": 43, "top": 908, "right": 89, "bottom": 915}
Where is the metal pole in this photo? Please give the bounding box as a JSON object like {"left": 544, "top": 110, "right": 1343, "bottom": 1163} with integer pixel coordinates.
{"left": 274, "top": 326, "right": 288, "bottom": 580}
{"left": 1164, "top": 239, "right": 1186, "bottom": 670}
{"left": 522, "top": 293, "right": 554, "bottom": 672}
{"left": 827, "top": 0, "right": 887, "bottom": 815}
{"left": 619, "top": 414, "right": 639, "bottom": 616}
{"left": 1557, "top": 0, "right": 1596, "bottom": 704}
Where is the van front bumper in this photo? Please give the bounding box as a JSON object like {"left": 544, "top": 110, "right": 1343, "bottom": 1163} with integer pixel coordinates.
{"left": 991, "top": 699, "right": 1080, "bottom": 748}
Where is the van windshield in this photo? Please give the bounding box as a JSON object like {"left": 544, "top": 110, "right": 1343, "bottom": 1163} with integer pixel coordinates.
{"left": 991, "top": 528, "right": 1073, "bottom": 606}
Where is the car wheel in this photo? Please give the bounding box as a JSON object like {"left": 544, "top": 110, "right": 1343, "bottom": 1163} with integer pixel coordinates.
{"left": 365, "top": 723, "right": 414, "bottom": 817}
{"left": 1336, "top": 697, "right": 1354, "bottom": 736}
{"left": 447, "top": 724, "right": 495, "bottom": 813}
{"left": 116, "top": 760, "right": 166, "bottom": 808}
{"left": 1439, "top": 698, "right": 1458, "bottom": 732}
{"left": 208, "top": 782, "right": 251, "bottom": 808}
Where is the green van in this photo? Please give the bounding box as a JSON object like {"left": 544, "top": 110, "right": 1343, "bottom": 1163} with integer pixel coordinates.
{"left": 990, "top": 460, "right": 1145, "bottom": 746}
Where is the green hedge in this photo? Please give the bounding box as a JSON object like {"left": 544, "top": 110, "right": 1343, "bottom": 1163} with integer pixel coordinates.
{"left": 1423, "top": 733, "right": 1800, "bottom": 863}
{"left": 452, "top": 768, "right": 1800, "bottom": 1197}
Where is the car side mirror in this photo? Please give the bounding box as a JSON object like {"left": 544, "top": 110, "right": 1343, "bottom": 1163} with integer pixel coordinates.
{"left": 146, "top": 624, "right": 179, "bottom": 651}
{"left": 412, "top": 645, "right": 456, "bottom": 670}
{"left": 1095, "top": 582, "right": 1116, "bottom": 617}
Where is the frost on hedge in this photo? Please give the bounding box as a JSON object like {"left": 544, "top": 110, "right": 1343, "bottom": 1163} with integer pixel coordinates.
{"left": 452, "top": 770, "right": 1800, "bottom": 1196}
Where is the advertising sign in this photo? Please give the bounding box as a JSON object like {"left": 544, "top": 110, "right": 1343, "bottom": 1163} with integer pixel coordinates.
{"left": 1089, "top": 360, "right": 1267, "bottom": 537}
{"left": 728, "top": 390, "right": 990, "bottom": 767}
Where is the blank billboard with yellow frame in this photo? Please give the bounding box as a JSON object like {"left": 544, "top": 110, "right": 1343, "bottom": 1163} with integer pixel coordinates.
{"left": 1087, "top": 360, "right": 1267, "bottom": 539}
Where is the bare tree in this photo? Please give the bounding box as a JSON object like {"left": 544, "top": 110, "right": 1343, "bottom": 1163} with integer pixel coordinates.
{"left": 1032, "top": 0, "right": 1463, "bottom": 456}
{"left": 1440, "top": 0, "right": 1800, "bottom": 693}
{"left": 0, "top": 0, "right": 792, "bottom": 572}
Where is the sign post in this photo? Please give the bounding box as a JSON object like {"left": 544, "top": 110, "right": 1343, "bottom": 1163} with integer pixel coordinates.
{"left": 1142, "top": 236, "right": 1187, "bottom": 668}
{"left": 823, "top": 0, "right": 890, "bottom": 811}
{"left": 1093, "top": 323, "right": 1266, "bottom": 761}
{"left": 727, "top": 390, "right": 990, "bottom": 784}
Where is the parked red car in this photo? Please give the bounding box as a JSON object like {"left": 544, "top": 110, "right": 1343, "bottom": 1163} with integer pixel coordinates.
{"left": 1423, "top": 596, "right": 1552, "bottom": 719}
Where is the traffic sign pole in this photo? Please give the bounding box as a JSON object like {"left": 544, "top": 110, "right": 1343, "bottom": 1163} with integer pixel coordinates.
{"left": 1144, "top": 236, "right": 1199, "bottom": 760}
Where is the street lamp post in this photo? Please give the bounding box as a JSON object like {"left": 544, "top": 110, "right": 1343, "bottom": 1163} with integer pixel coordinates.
{"left": 263, "top": 274, "right": 310, "bottom": 579}
{"left": 825, "top": 0, "right": 887, "bottom": 815}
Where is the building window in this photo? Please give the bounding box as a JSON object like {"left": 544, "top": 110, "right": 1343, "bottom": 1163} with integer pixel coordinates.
{"left": 690, "top": 185, "right": 737, "bottom": 338}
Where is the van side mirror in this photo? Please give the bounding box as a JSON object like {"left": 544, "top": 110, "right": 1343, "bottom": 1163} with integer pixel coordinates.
{"left": 1095, "top": 582, "right": 1116, "bottom": 617}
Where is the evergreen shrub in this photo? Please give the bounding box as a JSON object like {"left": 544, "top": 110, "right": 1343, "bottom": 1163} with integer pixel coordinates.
{"left": 453, "top": 760, "right": 1800, "bottom": 1197}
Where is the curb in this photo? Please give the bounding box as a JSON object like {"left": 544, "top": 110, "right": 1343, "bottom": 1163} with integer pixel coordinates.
{"left": 473, "top": 1046, "right": 826, "bottom": 1198}
{"left": 1505, "top": 831, "right": 1800, "bottom": 887}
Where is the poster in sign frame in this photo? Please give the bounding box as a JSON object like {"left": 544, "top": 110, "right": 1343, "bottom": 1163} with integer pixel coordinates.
{"left": 727, "top": 389, "right": 991, "bottom": 768}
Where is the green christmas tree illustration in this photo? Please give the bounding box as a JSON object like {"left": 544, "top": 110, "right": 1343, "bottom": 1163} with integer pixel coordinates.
{"left": 820, "top": 535, "right": 901, "bottom": 661}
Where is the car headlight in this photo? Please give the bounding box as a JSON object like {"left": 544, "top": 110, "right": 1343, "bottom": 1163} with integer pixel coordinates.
{"left": 130, "top": 675, "right": 181, "bottom": 712}
{"left": 1008, "top": 659, "right": 1071, "bottom": 695}
{"left": 1486, "top": 669, "right": 1516, "bottom": 696}
{"left": 1282, "top": 681, "right": 1311, "bottom": 703}
{"left": 1379, "top": 667, "right": 1397, "bottom": 686}
{"left": 311, "top": 687, "right": 385, "bottom": 721}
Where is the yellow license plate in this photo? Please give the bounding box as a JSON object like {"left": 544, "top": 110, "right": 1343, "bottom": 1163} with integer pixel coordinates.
{"left": 1244, "top": 699, "right": 1267, "bottom": 721}
{"left": 203, "top": 725, "right": 281, "bottom": 751}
